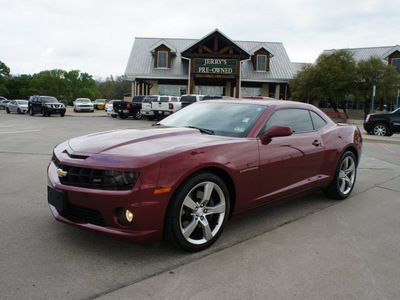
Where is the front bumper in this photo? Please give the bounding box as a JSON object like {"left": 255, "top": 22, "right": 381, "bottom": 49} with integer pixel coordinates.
{"left": 47, "top": 159, "right": 167, "bottom": 244}
{"left": 363, "top": 122, "right": 373, "bottom": 133}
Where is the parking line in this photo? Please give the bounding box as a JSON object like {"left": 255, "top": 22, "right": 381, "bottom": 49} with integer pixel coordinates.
{"left": 0, "top": 129, "right": 43, "bottom": 135}
{"left": 370, "top": 142, "right": 400, "bottom": 157}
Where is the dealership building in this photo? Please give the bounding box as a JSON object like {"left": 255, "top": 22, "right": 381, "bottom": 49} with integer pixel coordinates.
{"left": 124, "top": 29, "right": 302, "bottom": 98}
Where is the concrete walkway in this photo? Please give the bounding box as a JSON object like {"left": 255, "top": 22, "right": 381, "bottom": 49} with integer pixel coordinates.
{"left": 95, "top": 133, "right": 400, "bottom": 299}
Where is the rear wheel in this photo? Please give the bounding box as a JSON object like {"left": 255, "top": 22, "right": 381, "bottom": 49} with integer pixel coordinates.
{"left": 323, "top": 151, "right": 357, "bottom": 200}
{"left": 164, "top": 172, "right": 230, "bottom": 252}
{"left": 133, "top": 109, "right": 142, "bottom": 120}
{"left": 119, "top": 113, "right": 127, "bottom": 119}
{"left": 372, "top": 123, "right": 389, "bottom": 136}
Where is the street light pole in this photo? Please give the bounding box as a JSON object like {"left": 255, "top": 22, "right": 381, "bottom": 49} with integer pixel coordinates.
{"left": 370, "top": 85, "right": 376, "bottom": 114}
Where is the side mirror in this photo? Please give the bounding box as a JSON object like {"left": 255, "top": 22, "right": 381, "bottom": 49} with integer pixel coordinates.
{"left": 260, "top": 125, "right": 293, "bottom": 145}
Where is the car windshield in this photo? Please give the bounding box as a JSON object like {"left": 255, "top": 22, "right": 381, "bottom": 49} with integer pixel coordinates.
{"left": 41, "top": 97, "right": 58, "bottom": 103}
{"left": 159, "top": 102, "right": 267, "bottom": 137}
{"left": 96, "top": 100, "right": 105, "bottom": 103}
{"left": 392, "top": 108, "right": 400, "bottom": 114}
{"left": 16, "top": 100, "right": 28, "bottom": 104}
{"left": 77, "top": 99, "right": 91, "bottom": 103}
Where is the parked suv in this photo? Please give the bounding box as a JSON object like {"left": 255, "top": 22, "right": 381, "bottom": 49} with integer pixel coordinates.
{"left": 364, "top": 108, "right": 400, "bottom": 136}
{"left": 29, "top": 95, "right": 66, "bottom": 117}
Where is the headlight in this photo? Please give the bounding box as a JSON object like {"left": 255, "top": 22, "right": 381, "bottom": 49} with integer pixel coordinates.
{"left": 103, "top": 171, "right": 139, "bottom": 189}
{"left": 365, "top": 115, "right": 370, "bottom": 122}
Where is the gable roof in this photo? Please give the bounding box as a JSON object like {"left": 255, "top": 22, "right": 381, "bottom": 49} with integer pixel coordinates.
{"left": 149, "top": 39, "right": 177, "bottom": 54}
{"left": 125, "top": 35, "right": 297, "bottom": 82}
{"left": 248, "top": 43, "right": 276, "bottom": 57}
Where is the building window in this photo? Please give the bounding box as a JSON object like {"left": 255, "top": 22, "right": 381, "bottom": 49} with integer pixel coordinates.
{"left": 158, "top": 85, "right": 187, "bottom": 96}
{"left": 157, "top": 51, "right": 168, "bottom": 68}
{"left": 240, "top": 87, "right": 262, "bottom": 97}
{"left": 256, "top": 55, "right": 267, "bottom": 71}
{"left": 392, "top": 58, "right": 400, "bottom": 72}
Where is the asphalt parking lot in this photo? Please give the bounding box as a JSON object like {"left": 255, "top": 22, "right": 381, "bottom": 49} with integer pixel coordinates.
{"left": 1, "top": 108, "right": 400, "bottom": 299}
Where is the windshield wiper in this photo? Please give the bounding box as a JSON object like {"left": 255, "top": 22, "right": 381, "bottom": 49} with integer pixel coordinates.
{"left": 185, "top": 126, "right": 215, "bottom": 135}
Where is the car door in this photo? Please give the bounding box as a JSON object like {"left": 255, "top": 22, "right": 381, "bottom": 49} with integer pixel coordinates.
{"left": 9, "top": 100, "right": 16, "bottom": 112}
{"left": 391, "top": 109, "right": 400, "bottom": 132}
{"left": 256, "top": 108, "right": 325, "bottom": 204}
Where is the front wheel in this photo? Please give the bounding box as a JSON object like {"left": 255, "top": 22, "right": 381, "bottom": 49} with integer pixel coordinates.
{"left": 323, "top": 151, "right": 357, "bottom": 200}
{"left": 372, "top": 123, "right": 389, "bottom": 136}
{"left": 133, "top": 109, "right": 142, "bottom": 120}
{"left": 164, "top": 172, "right": 230, "bottom": 252}
{"left": 6, "top": 107, "right": 10, "bottom": 114}
{"left": 41, "top": 108, "right": 47, "bottom": 117}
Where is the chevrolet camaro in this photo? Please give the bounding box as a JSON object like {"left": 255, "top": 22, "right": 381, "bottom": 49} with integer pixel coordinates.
{"left": 47, "top": 100, "right": 362, "bottom": 252}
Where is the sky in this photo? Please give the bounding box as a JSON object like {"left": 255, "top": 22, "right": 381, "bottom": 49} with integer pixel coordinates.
{"left": 1, "top": 0, "right": 399, "bottom": 80}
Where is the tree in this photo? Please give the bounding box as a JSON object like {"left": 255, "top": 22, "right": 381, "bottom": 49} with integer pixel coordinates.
{"left": 291, "top": 50, "right": 358, "bottom": 112}
{"left": 0, "top": 61, "right": 10, "bottom": 78}
{"left": 97, "top": 75, "right": 131, "bottom": 100}
{"left": 64, "top": 70, "right": 101, "bottom": 103}
{"left": 30, "top": 69, "right": 66, "bottom": 99}
{"left": 355, "top": 57, "right": 400, "bottom": 116}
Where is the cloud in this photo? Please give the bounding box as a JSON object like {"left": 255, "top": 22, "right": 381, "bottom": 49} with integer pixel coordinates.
{"left": 1, "top": 0, "right": 399, "bottom": 77}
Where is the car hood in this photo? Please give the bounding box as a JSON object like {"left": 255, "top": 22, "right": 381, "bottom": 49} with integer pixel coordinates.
{"left": 68, "top": 127, "right": 231, "bottom": 158}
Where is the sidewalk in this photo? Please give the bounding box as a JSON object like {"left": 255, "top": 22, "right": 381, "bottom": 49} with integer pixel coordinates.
{"left": 97, "top": 179, "right": 400, "bottom": 300}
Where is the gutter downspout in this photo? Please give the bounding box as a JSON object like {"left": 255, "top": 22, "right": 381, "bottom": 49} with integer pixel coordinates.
{"left": 182, "top": 57, "right": 191, "bottom": 94}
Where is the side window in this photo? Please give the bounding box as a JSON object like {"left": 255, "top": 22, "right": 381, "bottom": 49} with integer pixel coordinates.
{"left": 263, "top": 109, "right": 314, "bottom": 134}
{"left": 157, "top": 51, "right": 168, "bottom": 68}
{"left": 310, "top": 111, "right": 327, "bottom": 130}
{"left": 256, "top": 55, "right": 267, "bottom": 71}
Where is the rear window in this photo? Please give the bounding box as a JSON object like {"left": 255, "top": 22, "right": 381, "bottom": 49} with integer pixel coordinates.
{"left": 180, "top": 96, "right": 197, "bottom": 103}
{"left": 160, "top": 97, "right": 170, "bottom": 102}
{"left": 143, "top": 96, "right": 158, "bottom": 103}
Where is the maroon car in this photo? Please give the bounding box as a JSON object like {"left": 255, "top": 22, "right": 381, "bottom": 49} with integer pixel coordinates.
{"left": 47, "top": 100, "right": 362, "bottom": 252}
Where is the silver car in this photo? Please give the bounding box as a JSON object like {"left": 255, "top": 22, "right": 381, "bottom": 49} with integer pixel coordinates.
{"left": 73, "top": 98, "right": 94, "bottom": 112}
{"left": 105, "top": 100, "right": 118, "bottom": 118}
{"left": 6, "top": 100, "right": 29, "bottom": 114}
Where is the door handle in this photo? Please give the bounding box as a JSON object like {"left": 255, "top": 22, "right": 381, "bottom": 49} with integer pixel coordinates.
{"left": 312, "top": 140, "right": 321, "bottom": 147}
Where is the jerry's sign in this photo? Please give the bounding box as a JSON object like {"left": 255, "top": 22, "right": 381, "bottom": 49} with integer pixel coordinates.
{"left": 194, "top": 58, "right": 237, "bottom": 74}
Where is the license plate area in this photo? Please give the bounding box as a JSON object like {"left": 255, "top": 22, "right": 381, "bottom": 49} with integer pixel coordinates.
{"left": 48, "top": 186, "right": 68, "bottom": 213}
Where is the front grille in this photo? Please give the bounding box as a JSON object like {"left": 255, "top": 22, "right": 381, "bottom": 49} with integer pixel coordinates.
{"left": 57, "top": 164, "right": 135, "bottom": 190}
{"left": 60, "top": 204, "right": 106, "bottom": 227}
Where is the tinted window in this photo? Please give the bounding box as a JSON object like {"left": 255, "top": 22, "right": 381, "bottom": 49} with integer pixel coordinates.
{"left": 180, "top": 96, "right": 197, "bottom": 103}
{"left": 40, "top": 97, "right": 58, "bottom": 103}
{"left": 310, "top": 111, "right": 327, "bottom": 130}
{"left": 264, "top": 109, "right": 314, "bottom": 134}
{"left": 160, "top": 97, "right": 169, "bottom": 102}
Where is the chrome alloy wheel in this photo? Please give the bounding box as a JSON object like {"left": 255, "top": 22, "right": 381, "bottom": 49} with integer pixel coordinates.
{"left": 338, "top": 155, "right": 356, "bottom": 195}
{"left": 179, "top": 181, "right": 226, "bottom": 245}
{"left": 373, "top": 124, "right": 387, "bottom": 136}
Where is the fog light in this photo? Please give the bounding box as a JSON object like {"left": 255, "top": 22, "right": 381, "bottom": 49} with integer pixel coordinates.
{"left": 117, "top": 208, "right": 134, "bottom": 226}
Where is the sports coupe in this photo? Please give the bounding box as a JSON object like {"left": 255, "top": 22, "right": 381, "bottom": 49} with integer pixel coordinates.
{"left": 47, "top": 100, "right": 362, "bottom": 252}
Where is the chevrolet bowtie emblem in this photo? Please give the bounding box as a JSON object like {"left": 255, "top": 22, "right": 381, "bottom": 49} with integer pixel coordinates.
{"left": 57, "top": 168, "right": 68, "bottom": 177}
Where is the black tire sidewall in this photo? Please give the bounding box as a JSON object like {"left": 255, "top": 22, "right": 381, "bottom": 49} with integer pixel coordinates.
{"left": 165, "top": 172, "right": 230, "bottom": 252}
{"left": 324, "top": 151, "right": 357, "bottom": 200}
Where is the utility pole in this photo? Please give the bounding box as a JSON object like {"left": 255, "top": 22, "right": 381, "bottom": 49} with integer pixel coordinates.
{"left": 396, "top": 89, "right": 399, "bottom": 109}
{"left": 370, "top": 85, "right": 376, "bottom": 113}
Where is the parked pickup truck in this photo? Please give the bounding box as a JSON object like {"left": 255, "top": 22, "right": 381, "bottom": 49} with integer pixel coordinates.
{"left": 364, "top": 107, "right": 400, "bottom": 136}
{"left": 150, "top": 96, "right": 181, "bottom": 120}
{"left": 141, "top": 95, "right": 160, "bottom": 120}
{"left": 113, "top": 95, "right": 145, "bottom": 119}
{"left": 179, "top": 94, "right": 205, "bottom": 109}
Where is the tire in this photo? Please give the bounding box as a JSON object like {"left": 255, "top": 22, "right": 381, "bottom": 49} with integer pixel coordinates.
{"left": 111, "top": 115, "right": 117, "bottom": 118}
{"left": 323, "top": 151, "right": 357, "bottom": 200}
{"left": 147, "top": 115, "right": 156, "bottom": 121}
{"left": 60, "top": 112, "right": 65, "bottom": 117}
{"left": 17, "top": 108, "right": 22, "bottom": 114}
{"left": 164, "top": 172, "right": 230, "bottom": 252}
{"left": 372, "top": 123, "right": 389, "bottom": 136}
{"left": 119, "top": 113, "right": 127, "bottom": 119}
{"left": 6, "top": 107, "right": 10, "bottom": 114}
{"left": 41, "top": 108, "right": 47, "bottom": 117}
{"left": 30, "top": 108, "right": 34, "bottom": 116}
{"left": 133, "top": 109, "right": 142, "bottom": 120}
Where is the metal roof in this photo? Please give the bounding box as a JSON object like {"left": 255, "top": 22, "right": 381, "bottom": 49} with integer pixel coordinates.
{"left": 124, "top": 36, "right": 298, "bottom": 83}
{"left": 322, "top": 45, "right": 399, "bottom": 62}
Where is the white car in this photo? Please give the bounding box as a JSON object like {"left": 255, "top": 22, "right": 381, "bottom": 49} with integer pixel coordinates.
{"left": 73, "top": 98, "right": 94, "bottom": 112}
{"left": 140, "top": 96, "right": 160, "bottom": 120}
{"left": 6, "top": 100, "right": 29, "bottom": 114}
{"left": 106, "top": 100, "right": 118, "bottom": 118}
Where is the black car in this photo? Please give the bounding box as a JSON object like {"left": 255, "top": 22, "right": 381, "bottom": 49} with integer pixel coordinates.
{"left": 113, "top": 95, "right": 146, "bottom": 119}
{"left": 364, "top": 108, "right": 400, "bottom": 136}
{"left": 29, "top": 95, "right": 66, "bottom": 117}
